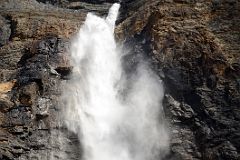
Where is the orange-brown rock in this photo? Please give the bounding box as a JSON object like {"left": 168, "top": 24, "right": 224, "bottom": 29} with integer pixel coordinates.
{"left": 0, "top": 80, "right": 16, "bottom": 94}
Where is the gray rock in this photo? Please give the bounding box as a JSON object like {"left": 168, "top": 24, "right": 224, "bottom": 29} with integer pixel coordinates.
{"left": 0, "top": 16, "right": 11, "bottom": 47}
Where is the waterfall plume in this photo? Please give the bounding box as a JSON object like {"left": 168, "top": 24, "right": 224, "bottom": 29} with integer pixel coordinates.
{"left": 62, "top": 3, "right": 169, "bottom": 160}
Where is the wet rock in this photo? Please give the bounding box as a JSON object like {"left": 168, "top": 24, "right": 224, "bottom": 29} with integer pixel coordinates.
{"left": 36, "top": 98, "right": 50, "bottom": 120}
{"left": 55, "top": 67, "right": 72, "bottom": 79}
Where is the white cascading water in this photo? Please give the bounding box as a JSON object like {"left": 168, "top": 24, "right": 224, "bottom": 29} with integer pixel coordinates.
{"left": 62, "top": 3, "right": 169, "bottom": 160}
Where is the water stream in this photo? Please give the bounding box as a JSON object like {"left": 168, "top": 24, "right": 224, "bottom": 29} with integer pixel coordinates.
{"left": 62, "top": 3, "right": 169, "bottom": 160}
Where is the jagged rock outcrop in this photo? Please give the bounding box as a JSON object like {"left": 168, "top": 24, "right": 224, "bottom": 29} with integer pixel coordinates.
{"left": 0, "top": 1, "right": 83, "bottom": 159}
{"left": 117, "top": 0, "right": 240, "bottom": 159}
{"left": 0, "top": 0, "right": 239, "bottom": 160}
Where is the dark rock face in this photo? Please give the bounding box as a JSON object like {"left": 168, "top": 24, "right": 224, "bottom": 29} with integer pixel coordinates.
{"left": 0, "top": 0, "right": 240, "bottom": 159}
{"left": 0, "top": 0, "right": 83, "bottom": 158}
{"left": 0, "top": 34, "right": 81, "bottom": 159}
{"left": 117, "top": 0, "right": 240, "bottom": 159}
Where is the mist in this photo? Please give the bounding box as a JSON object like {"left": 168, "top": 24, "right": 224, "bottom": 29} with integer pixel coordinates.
{"left": 61, "top": 3, "right": 169, "bottom": 160}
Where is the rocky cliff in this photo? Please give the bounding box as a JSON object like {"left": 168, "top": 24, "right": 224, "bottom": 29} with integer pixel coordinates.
{"left": 0, "top": 0, "right": 239, "bottom": 160}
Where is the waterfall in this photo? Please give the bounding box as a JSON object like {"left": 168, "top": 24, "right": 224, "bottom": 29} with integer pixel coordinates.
{"left": 62, "top": 3, "right": 169, "bottom": 160}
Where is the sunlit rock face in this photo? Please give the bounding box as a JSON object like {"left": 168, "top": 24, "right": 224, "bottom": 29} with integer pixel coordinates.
{"left": 0, "top": 0, "right": 240, "bottom": 160}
